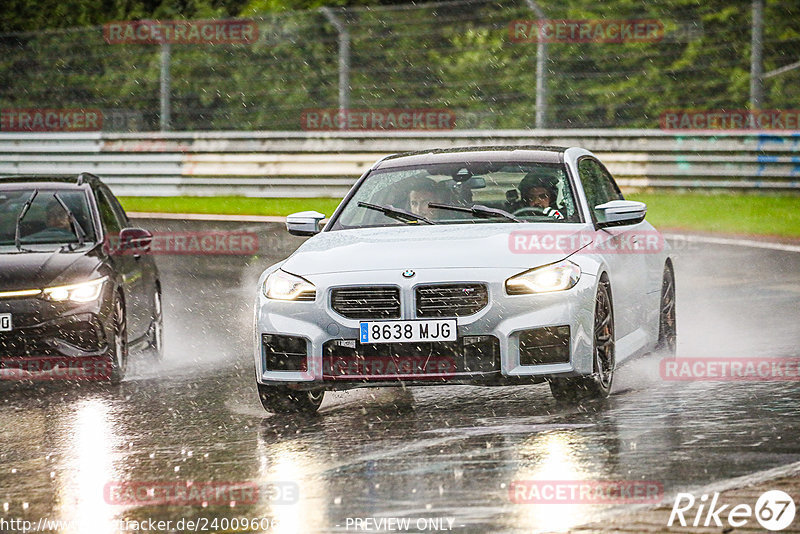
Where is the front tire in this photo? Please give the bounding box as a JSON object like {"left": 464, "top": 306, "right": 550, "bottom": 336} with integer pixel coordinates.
{"left": 257, "top": 383, "right": 324, "bottom": 414}
{"left": 146, "top": 288, "right": 164, "bottom": 361}
{"left": 656, "top": 262, "right": 676, "bottom": 356}
{"left": 549, "top": 278, "right": 615, "bottom": 403}
{"left": 107, "top": 293, "right": 128, "bottom": 384}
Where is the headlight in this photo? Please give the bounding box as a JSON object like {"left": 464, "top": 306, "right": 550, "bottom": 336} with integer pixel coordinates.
{"left": 263, "top": 270, "right": 316, "bottom": 301}
{"left": 43, "top": 276, "right": 108, "bottom": 303}
{"left": 506, "top": 260, "right": 581, "bottom": 295}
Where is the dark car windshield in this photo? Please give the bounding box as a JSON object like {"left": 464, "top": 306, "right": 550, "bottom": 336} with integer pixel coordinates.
{"left": 331, "top": 160, "right": 581, "bottom": 230}
{"left": 0, "top": 188, "right": 97, "bottom": 249}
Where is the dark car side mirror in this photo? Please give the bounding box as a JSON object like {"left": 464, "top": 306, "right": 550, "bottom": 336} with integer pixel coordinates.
{"left": 117, "top": 227, "right": 153, "bottom": 253}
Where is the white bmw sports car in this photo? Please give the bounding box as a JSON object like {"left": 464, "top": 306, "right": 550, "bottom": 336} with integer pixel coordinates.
{"left": 254, "top": 146, "right": 676, "bottom": 413}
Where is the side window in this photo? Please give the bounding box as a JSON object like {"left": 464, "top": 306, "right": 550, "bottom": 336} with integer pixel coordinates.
{"left": 106, "top": 189, "right": 130, "bottom": 227}
{"left": 578, "top": 158, "right": 623, "bottom": 221}
{"left": 96, "top": 188, "right": 124, "bottom": 235}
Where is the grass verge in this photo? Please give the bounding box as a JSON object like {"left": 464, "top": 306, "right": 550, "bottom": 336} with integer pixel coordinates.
{"left": 119, "top": 193, "right": 800, "bottom": 239}
{"left": 119, "top": 196, "right": 343, "bottom": 218}
{"left": 627, "top": 193, "right": 800, "bottom": 239}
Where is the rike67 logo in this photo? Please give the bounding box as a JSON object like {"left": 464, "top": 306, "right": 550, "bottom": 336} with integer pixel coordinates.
{"left": 669, "top": 490, "right": 796, "bottom": 531}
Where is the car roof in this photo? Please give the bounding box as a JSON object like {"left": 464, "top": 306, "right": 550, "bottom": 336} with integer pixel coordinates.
{"left": 0, "top": 173, "right": 100, "bottom": 190}
{"left": 375, "top": 145, "right": 567, "bottom": 170}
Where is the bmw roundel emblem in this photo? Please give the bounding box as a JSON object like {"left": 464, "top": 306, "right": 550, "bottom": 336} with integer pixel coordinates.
{"left": 402, "top": 269, "right": 415, "bottom": 278}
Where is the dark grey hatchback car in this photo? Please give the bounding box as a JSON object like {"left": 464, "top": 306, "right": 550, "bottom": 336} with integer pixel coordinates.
{"left": 0, "top": 173, "right": 162, "bottom": 382}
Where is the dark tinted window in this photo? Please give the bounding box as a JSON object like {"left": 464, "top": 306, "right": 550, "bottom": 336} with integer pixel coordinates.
{"left": 333, "top": 160, "right": 581, "bottom": 229}
{"left": 104, "top": 188, "right": 129, "bottom": 227}
{"left": 0, "top": 188, "right": 97, "bottom": 247}
{"left": 578, "top": 158, "right": 623, "bottom": 221}
{"left": 96, "top": 188, "right": 124, "bottom": 235}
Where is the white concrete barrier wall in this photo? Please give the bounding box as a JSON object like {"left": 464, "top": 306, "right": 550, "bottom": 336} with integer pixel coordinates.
{"left": 0, "top": 130, "right": 798, "bottom": 196}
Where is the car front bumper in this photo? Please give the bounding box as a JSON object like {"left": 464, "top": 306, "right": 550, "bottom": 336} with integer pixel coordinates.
{"left": 254, "top": 267, "right": 598, "bottom": 390}
{"left": 0, "top": 292, "right": 114, "bottom": 361}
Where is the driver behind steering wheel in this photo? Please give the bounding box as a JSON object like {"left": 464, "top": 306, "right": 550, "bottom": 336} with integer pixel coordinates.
{"left": 517, "top": 171, "right": 564, "bottom": 220}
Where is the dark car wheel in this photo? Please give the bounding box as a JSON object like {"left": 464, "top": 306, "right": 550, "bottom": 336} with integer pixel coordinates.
{"left": 549, "top": 278, "right": 615, "bottom": 403}
{"left": 656, "top": 262, "right": 676, "bottom": 356}
{"left": 257, "top": 383, "right": 324, "bottom": 414}
{"left": 108, "top": 293, "right": 128, "bottom": 384}
{"left": 147, "top": 288, "right": 164, "bottom": 361}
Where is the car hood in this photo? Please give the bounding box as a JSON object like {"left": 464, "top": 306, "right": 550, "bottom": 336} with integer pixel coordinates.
{"left": 0, "top": 246, "right": 105, "bottom": 291}
{"left": 281, "top": 223, "right": 592, "bottom": 276}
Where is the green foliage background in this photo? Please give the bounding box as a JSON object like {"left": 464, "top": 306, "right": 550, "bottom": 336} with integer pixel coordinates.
{"left": 1, "top": 0, "right": 798, "bottom": 130}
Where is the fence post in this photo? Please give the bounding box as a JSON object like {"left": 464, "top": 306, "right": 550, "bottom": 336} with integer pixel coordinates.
{"left": 750, "top": 0, "right": 764, "bottom": 110}
{"left": 525, "top": 0, "right": 547, "bottom": 129}
{"left": 321, "top": 7, "right": 351, "bottom": 130}
{"left": 160, "top": 43, "right": 171, "bottom": 131}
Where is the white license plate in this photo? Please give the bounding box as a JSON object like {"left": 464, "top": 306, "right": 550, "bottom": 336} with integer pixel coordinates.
{"left": 360, "top": 319, "right": 457, "bottom": 344}
{"left": 0, "top": 313, "right": 11, "bottom": 332}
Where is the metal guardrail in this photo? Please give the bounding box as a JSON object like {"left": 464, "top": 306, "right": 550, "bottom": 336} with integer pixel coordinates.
{"left": 1, "top": 130, "right": 799, "bottom": 196}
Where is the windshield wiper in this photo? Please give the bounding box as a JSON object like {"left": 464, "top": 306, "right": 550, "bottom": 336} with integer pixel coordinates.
{"left": 357, "top": 201, "right": 436, "bottom": 225}
{"left": 429, "top": 203, "right": 523, "bottom": 223}
{"left": 14, "top": 189, "right": 39, "bottom": 252}
{"left": 53, "top": 193, "right": 87, "bottom": 251}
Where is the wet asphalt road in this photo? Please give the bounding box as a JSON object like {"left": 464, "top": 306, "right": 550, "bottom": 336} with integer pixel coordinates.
{"left": 1, "top": 219, "right": 799, "bottom": 534}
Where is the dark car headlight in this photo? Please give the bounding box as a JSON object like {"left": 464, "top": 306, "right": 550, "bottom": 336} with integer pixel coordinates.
{"left": 42, "top": 276, "right": 108, "bottom": 303}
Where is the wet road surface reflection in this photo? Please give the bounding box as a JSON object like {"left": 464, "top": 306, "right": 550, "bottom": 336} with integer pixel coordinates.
{"left": 1, "top": 220, "right": 799, "bottom": 533}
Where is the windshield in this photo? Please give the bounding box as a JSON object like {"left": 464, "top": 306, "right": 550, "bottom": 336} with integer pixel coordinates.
{"left": 0, "top": 188, "right": 97, "bottom": 249}
{"left": 331, "top": 160, "right": 581, "bottom": 230}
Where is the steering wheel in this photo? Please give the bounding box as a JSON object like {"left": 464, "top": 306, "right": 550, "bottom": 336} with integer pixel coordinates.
{"left": 513, "top": 206, "right": 547, "bottom": 217}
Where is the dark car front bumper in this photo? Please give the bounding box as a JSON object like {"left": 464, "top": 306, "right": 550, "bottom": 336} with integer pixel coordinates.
{"left": 0, "top": 294, "right": 113, "bottom": 360}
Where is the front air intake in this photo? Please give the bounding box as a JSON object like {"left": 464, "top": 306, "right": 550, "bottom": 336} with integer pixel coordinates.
{"left": 330, "top": 286, "right": 401, "bottom": 319}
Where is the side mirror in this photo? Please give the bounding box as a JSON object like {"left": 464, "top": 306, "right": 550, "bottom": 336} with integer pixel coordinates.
{"left": 463, "top": 176, "right": 486, "bottom": 189}
{"left": 286, "top": 211, "right": 326, "bottom": 236}
{"left": 594, "top": 200, "right": 647, "bottom": 228}
{"left": 116, "top": 227, "right": 153, "bottom": 254}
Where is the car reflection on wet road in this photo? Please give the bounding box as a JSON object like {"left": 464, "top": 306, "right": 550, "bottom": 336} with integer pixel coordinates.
{"left": 1, "top": 219, "right": 799, "bottom": 533}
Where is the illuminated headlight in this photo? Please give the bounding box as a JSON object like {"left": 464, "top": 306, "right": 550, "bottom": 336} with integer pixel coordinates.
{"left": 263, "top": 270, "right": 316, "bottom": 301}
{"left": 43, "top": 276, "right": 108, "bottom": 303}
{"left": 506, "top": 261, "right": 581, "bottom": 295}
